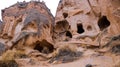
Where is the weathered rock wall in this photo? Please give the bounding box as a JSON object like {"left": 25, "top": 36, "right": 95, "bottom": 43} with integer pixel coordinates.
{"left": 0, "top": 1, "right": 54, "bottom": 54}
{"left": 54, "top": 0, "right": 120, "bottom": 47}
{"left": 0, "top": 0, "right": 120, "bottom": 67}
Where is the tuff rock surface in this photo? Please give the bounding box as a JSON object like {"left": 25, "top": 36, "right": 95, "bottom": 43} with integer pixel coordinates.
{"left": 0, "top": 0, "right": 120, "bottom": 67}
{"left": 0, "top": 1, "right": 54, "bottom": 54}
{"left": 54, "top": 0, "right": 120, "bottom": 47}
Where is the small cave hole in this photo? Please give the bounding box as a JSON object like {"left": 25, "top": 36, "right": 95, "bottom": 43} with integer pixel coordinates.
{"left": 34, "top": 43, "right": 43, "bottom": 52}
{"left": 55, "top": 20, "right": 69, "bottom": 32}
{"left": 77, "top": 23, "right": 84, "bottom": 34}
{"left": 63, "top": 13, "right": 68, "bottom": 18}
{"left": 87, "top": 25, "right": 92, "bottom": 31}
{"left": 34, "top": 40, "right": 54, "bottom": 54}
{"left": 56, "top": 20, "right": 69, "bottom": 28}
{"left": 2, "top": 10, "right": 5, "bottom": 14}
{"left": 98, "top": 16, "right": 110, "bottom": 31}
{"left": 66, "top": 31, "right": 72, "bottom": 38}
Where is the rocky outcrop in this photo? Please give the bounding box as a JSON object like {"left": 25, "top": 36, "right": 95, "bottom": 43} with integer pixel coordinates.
{"left": 0, "top": 0, "right": 120, "bottom": 67}
{"left": 54, "top": 0, "right": 120, "bottom": 47}
{"left": 0, "top": 1, "right": 54, "bottom": 53}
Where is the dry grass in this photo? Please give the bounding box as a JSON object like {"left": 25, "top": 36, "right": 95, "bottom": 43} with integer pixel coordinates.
{"left": 0, "top": 49, "right": 26, "bottom": 67}
{"left": 1, "top": 49, "right": 27, "bottom": 62}
{"left": 60, "top": 44, "right": 77, "bottom": 52}
{"left": 52, "top": 44, "right": 77, "bottom": 57}
{"left": 0, "top": 60, "right": 18, "bottom": 67}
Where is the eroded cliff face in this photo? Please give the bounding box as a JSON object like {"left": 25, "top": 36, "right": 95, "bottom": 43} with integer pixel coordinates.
{"left": 54, "top": 0, "right": 120, "bottom": 47}
{"left": 0, "top": 1, "right": 54, "bottom": 54}
{"left": 0, "top": 0, "right": 120, "bottom": 67}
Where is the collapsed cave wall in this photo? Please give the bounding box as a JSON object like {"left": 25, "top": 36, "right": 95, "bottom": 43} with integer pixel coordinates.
{"left": 54, "top": 0, "right": 120, "bottom": 47}
{"left": 0, "top": 1, "right": 55, "bottom": 54}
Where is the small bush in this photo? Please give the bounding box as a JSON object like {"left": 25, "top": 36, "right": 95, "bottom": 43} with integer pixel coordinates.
{"left": 49, "top": 44, "right": 83, "bottom": 63}
{"left": 0, "top": 49, "right": 27, "bottom": 67}
{"left": 0, "top": 60, "right": 18, "bottom": 67}
{"left": 1, "top": 49, "right": 27, "bottom": 61}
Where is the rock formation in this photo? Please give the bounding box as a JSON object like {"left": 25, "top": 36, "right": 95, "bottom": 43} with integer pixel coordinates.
{"left": 0, "top": 0, "right": 120, "bottom": 67}
{"left": 0, "top": 1, "right": 54, "bottom": 54}
{"left": 54, "top": 0, "right": 120, "bottom": 47}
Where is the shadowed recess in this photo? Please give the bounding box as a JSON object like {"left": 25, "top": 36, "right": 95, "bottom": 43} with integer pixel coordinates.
{"left": 34, "top": 40, "right": 54, "bottom": 54}
{"left": 111, "top": 45, "right": 120, "bottom": 54}
{"left": 66, "top": 31, "right": 72, "bottom": 38}
{"left": 55, "top": 20, "right": 69, "bottom": 32}
{"left": 77, "top": 23, "right": 84, "bottom": 34}
{"left": 98, "top": 16, "right": 110, "bottom": 31}
{"left": 63, "top": 12, "right": 68, "bottom": 18}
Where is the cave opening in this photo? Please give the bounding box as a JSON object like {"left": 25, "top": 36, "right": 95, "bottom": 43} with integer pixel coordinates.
{"left": 87, "top": 25, "right": 92, "bottom": 31}
{"left": 77, "top": 23, "right": 84, "bottom": 34}
{"left": 63, "top": 12, "right": 68, "bottom": 18}
{"left": 55, "top": 20, "right": 69, "bottom": 32}
{"left": 34, "top": 40, "right": 54, "bottom": 54}
{"left": 98, "top": 16, "right": 110, "bottom": 31}
{"left": 66, "top": 31, "right": 72, "bottom": 38}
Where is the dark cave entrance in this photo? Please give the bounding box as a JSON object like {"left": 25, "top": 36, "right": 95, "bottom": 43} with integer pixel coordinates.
{"left": 63, "top": 12, "right": 68, "bottom": 18}
{"left": 98, "top": 16, "right": 110, "bottom": 31}
{"left": 66, "top": 31, "right": 72, "bottom": 38}
{"left": 77, "top": 23, "right": 84, "bottom": 34}
{"left": 34, "top": 40, "right": 54, "bottom": 54}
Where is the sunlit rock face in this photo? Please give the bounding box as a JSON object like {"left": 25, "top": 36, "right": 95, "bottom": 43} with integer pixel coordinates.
{"left": 54, "top": 0, "right": 120, "bottom": 47}
{"left": 0, "top": 0, "right": 120, "bottom": 66}
{"left": 0, "top": 1, "right": 54, "bottom": 53}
